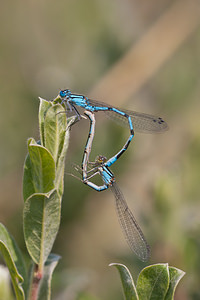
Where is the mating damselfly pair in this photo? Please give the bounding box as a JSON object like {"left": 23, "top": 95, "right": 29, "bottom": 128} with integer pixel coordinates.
{"left": 54, "top": 89, "right": 168, "bottom": 261}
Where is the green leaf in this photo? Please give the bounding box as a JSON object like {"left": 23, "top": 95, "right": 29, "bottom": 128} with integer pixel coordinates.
{"left": 23, "top": 190, "right": 61, "bottom": 267}
{"left": 52, "top": 94, "right": 61, "bottom": 104}
{"left": 38, "top": 254, "right": 61, "bottom": 300}
{"left": 23, "top": 138, "right": 56, "bottom": 201}
{"left": 55, "top": 116, "right": 76, "bottom": 196}
{"left": 39, "top": 97, "right": 52, "bottom": 146}
{"left": 136, "top": 263, "right": 169, "bottom": 300}
{"left": 164, "top": 267, "right": 185, "bottom": 300}
{"left": 43, "top": 103, "right": 71, "bottom": 196}
{"left": 43, "top": 103, "right": 67, "bottom": 164}
{"left": 0, "top": 223, "right": 27, "bottom": 300}
{"left": 109, "top": 263, "right": 139, "bottom": 300}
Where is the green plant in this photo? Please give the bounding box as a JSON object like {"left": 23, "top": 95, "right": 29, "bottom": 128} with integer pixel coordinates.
{"left": 0, "top": 97, "right": 70, "bottom": 300}
{"left": 0, "top": 96, "right": 185, "bottom": 299}
{"left": 110, "top": 263, "right": 185, "bottom": 300}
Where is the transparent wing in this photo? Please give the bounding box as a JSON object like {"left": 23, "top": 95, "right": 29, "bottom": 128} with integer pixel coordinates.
{"left": 110, "top": 182, "right": 150, "bottom": 261}
{"left": 105, "top": 108, "right": 168, "bottom": 133}
{"left": 88, "top": 99, "right": 168, "bottom": 133}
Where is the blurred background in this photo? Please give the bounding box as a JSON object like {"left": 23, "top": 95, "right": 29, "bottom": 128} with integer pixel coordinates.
{"left": 0, "top": 0, "right": 200, "bottom": 299}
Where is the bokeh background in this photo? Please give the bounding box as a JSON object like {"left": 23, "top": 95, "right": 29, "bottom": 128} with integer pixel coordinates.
{"left": 1, "top": 0, "right": 200, "bottom": 299}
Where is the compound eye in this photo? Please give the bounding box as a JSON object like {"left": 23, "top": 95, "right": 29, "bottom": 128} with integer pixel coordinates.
{"left": 59, "top": 90, "right": 66, "bottom": 97}
{"left": 60, "top": 89, "right": 70, "bottom": 98}
{"left": 98, "top": 155, "right": 107, "bottom": 163}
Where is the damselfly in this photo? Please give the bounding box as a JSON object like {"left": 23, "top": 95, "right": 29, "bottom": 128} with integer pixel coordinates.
{"left": 55, "top": 89, "right": 168, "bottom": 167}
{"left": 75, "top": 110, "right": 150, "bottom": 262}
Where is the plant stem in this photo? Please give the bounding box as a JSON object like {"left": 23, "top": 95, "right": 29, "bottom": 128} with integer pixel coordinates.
{"left": 29, "top": 264, "right": 42, "bottom": 300}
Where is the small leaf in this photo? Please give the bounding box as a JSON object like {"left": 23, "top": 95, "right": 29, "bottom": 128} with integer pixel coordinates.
{"left": 23, "top": 190, "right": 61, "bottom": 266}
{"left": 23, "top": 138, "right": 56, "bottom": 201}
{"left": 38, "top": 254, "right": 61, "bottom": 300}
{"left": 109, "top": 263, "right": 139, "bottom": 300}
{"left": 39, "top": 97, "right": 52, "bottom": 146}
{"left": 0, "top": 223, "right": 27, "bottom": 300}
{"left": 55, "top": 116, "right": 76, "bottom": 196}
{"left": 164, "top": 267, "right": 185, "bottom": 300}
{"left": 43, "top": 104, "right": 67, "bottom": 164}
{"left": 136, "top": 263, "right": 169, "bottom": 300}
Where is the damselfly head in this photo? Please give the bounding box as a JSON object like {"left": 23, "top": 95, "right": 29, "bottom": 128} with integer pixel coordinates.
{"left": 59, "top": 89, "right": 71, "bottom": 98}
{"left": 95, "top": 155, "right": 107, "bottom": 165}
